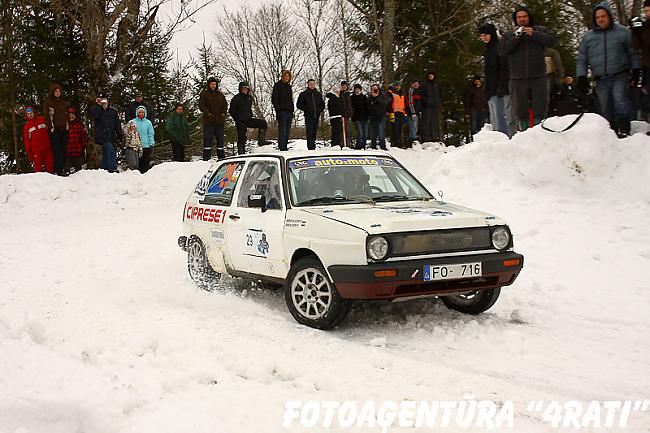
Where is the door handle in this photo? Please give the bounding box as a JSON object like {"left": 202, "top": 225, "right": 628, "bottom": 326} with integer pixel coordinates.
{"left": 229, "top": 214, "right": 240, "bottom": 220}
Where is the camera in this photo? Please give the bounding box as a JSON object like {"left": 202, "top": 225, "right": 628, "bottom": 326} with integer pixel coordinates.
{"left": 515, "top": 26, "right": 524, "bottom": 36}
{"left": 630, "top": 16, "right": 645, "bottom": 28}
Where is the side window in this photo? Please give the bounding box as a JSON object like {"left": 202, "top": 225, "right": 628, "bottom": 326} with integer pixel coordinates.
{"left": 202, "top": 161, "right": 245, "bottom": 205}
{"left": 237, "top": 161, "right": 283, "bottom": 210}
{"left": 367, "top": 166, "right": 398, "bottom": 193}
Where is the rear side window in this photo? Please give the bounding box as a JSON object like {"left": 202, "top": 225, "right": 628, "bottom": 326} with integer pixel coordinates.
{"left": 202, "top": 161, "right": 245, "bottom": 205}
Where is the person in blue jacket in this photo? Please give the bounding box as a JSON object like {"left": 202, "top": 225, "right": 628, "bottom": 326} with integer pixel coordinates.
{"left": 133, "top": 105, "right": 155, "bottom": 173}
{"left": 577, "top": 2, "right": 642, "bottom": 137}
{"left": 89, "top": 95, "right": 123, "bottom": 173}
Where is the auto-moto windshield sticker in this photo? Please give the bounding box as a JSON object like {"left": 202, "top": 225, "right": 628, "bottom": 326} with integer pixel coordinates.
{"left": 385, "top": 207, "right": 453, "bottom": 217}
{"left": 194, "top": 168, "right": 215, "bottom": 196}
{"left": 207, "top": 163, "right": 243, "bottom": 195}
{"left": 244, "top": 229, "right": 269, "bottom": 257}
{"left": 186, "top": 206, "right": 227, "bottom": 223}
{"left": 288, "top": 157, "right": 395, "bottom": 170}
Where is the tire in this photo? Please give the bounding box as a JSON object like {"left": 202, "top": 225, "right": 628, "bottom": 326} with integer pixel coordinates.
{"left": 187, "top": 237, "right": 220, "bottom": 289}
{"left": 284, "top": 257, "right": 350, "bottom": 329}
{"left": 441, "top": 287, "right": 501, "bottom": 315}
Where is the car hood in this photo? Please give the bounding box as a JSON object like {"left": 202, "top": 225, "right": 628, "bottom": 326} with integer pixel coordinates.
{"left": 300, "top": 200, "right": 506, "bottom": 234}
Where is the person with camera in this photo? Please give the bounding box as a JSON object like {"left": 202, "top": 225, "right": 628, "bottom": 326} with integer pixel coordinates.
{"left": 630, "top": 0, "right": 650, "bottom": 125}
{"left": 577, "top": 3, "right": 641, "bottom": 138}
{"left": 500, "top": 7, "right": 556, "bottom": 131}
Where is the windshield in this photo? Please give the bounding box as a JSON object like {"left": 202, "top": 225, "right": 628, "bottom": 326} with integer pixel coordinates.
{"left": 287, "top": 156, "right": 432, "bottom": 206}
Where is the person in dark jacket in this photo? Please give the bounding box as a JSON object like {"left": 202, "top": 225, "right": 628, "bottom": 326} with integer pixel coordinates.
{"left": 578, "top": 3, "right": 641, "bottom": 137}
{"left": 326, "top": 84, "right": 344, "bottom": 147}
{"left": 464, "top": 77, "right": 489, "bottom": 135}
{"left": 501, "top": 7, "right": 556, "bottom": 130}
{"left": 296, "top": 79, "right": 325, "bottom": 150}
{"left": 198, "top": 77, "right": 228, "bottom": 160}
{"left": 89, "top": 95, "right": 123, "bottom": 173}
{"left": 368, "top": 84, "right": 389, "bottom": 150}
{"left": 229, "top": 82, "right": 270, "bottom": 155}
{"left": 65, "top": 107, "right": 87, "bottom": 174}
{"left": 350, "top": 84, "right": 370, "bottom": 149}
{"left": 340, "top": 81, "right": 354, "bottom": 147}
{"left": 479, "top": 23, "right": 512, "bottom": 136}
{"left": 271, "top": 70, "right": 294, "bottom": 151}
{"left": 165, "top": 103, "right": 190, "bottom": 162}
{"left": 406, "top": 80, "right": 423, "bottom": 145}
{"left": 630, "top": 0, "right": 650, "bottom": 124}
{"left": 125, "top": 93, "right": 155, "bottom": 123}
{"left": 420, "top": 71, "right": 443, "bottom": 142}
{"left": 554, "top": 75, "right": 583, "bottom": 116}
{"left": 43, "top": 83, "right": 69, "bottom": 175}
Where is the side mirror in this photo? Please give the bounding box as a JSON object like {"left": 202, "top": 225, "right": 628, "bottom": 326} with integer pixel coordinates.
{"left": 248, "top": 194, "right": 267, "bottom": 212}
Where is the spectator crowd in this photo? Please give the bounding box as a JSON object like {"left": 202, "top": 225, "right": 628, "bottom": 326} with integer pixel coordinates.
{"left": 22, "top": 2, "right": 650, "bottom": 174}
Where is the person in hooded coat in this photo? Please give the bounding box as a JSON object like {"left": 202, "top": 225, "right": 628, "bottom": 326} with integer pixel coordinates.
{"left": 165, "top": 103, "right": 190, "bottom": 162}
{"left": 123, "top": 119, "right": 142, "bottom": 170}
{"left": 479, "top": 23, "right": 512, "bottom": 136}
{"left": 500, "top": 6, "right": 556, "bottom": 130}
{"left": 23, "top": 106, "right": 54, "bottom": 174}
{"left": 577, "top": 2, "right": 641, "bottom": 137}
{"left": 271, "top": 70, "right": 294, "bottom": 151}
{"left": 296, "top": 79, "right": 326, "bottom": 150}
{"left": 326, "top": 84, "right": 344, "bottom": 147}
{"left": 229, "top": 82, "right": 270, "bottom": 155}
{"left": 43, "top": 83, "right": 69, "bottom": 175}
{"left": 134, "top": 105, "right": 155, "bottom": 173}
{"left": 198, "top": 77, "right": 228, "bottom": 160}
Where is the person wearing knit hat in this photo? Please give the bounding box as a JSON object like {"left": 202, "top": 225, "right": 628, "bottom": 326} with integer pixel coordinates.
{"left": 198, "top": 77, "right": 228, "bottom": 160}
{"left": 229, "top": 81, "right": 271, "bottom": 155}
{"left": 502, "top": 6, "right": 556, "bottom": 131}
{"left": 631, "top": 0, "right": 650, "bottom": 128}
{"left": 65, "top": 107, "right": 88, "bottom": 174}
{"left": 23, "top": 106, "right": 54, "bottom": 174}
{"left": 478, "top": 22, "right": 513, "bottom": 137}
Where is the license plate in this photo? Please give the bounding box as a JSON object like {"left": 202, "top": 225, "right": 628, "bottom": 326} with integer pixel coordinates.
{"left": 423, "top": 262, "right": 482, "bottom": 281}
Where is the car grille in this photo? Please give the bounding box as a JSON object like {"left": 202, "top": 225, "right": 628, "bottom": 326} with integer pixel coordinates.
{"left": 389, "top": 227, "right": 492, "bottom": 257}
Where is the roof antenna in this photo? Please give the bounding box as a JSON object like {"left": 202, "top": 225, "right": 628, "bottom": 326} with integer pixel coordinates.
{"left": 437, "top": 190, "right": 445, "bottom": 204}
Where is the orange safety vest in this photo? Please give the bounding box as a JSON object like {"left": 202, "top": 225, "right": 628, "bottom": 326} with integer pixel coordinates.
{"left": 390, "top": 91, "right": 405, "bottom": 114}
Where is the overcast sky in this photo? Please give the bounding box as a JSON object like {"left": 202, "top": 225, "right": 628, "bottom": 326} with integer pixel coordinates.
{"left": 166, "top": 0, "right": 265, "bottom": 64}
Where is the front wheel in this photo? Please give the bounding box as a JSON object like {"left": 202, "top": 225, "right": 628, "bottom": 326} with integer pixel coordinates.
{"left": 441, "top": 287, "right": 501, "bottom": 314}
{"left": 284, "top": 257, "right": 350, "bottom": 329}
{"left": 187, "top": 237, "right": 220, "bottom": 289}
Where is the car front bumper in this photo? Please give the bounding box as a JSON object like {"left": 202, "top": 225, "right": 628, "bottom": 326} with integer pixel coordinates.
{"left": 328, "top": 251, "right": 524, "bottom": 300}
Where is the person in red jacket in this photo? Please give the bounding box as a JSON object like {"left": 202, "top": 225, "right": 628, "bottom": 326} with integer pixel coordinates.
{"left": 23, "top": 106, "right": 54, "bottom": 174}
{"left": 65, "top": 107, "right": 87, "bottom": 174}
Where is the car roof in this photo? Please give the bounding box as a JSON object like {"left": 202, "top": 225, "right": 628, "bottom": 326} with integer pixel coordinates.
{"left": 216, "top": 149, "right": 394, "bottom": 163}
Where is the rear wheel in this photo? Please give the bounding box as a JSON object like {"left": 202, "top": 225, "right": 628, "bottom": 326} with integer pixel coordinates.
{"left": 441, "top": 287, "right": 501, "bottom": 314}
{"left": 187, "top": 237, "right": 220, "bottom": 289}
{"left": 284, "top": 257, "right": 350, "bottom": 329}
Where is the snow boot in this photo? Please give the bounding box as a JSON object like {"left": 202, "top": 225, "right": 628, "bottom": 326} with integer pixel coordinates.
{"left": 257, "top": 129, "right": 273, "bottom": 146}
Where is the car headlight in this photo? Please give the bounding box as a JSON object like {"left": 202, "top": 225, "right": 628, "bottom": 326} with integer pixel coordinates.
{"left": 491, "top": 227, "right": 511, "bottom": 251}
{"left": 367, "top": 236, "right": 389, "bottom": 260}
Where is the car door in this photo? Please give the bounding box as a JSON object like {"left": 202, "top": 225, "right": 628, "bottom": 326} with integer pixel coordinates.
{"left": 225, "top": 158, "right": 287, "bottom": 278}
{"left": 193, "top": 160, "right": 245, "bottom": 272}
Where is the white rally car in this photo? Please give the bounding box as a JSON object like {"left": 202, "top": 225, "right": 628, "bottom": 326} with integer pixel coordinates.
{"left": 178, "top": 151, "right": 524, "bottom": 329}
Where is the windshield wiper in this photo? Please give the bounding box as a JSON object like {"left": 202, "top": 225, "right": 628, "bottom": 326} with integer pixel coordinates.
{"left": 373, "top": 194, "right": 430, "bottom": 202}
{"left": 297, "top": 195, "right": 375, "bottom": 206}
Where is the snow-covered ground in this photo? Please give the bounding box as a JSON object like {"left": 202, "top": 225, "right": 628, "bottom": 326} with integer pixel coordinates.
{"left": 1, "top": 114, "right": 649, "bottom": 432}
